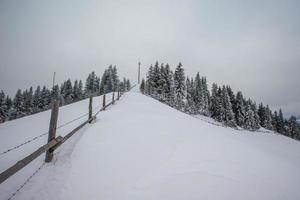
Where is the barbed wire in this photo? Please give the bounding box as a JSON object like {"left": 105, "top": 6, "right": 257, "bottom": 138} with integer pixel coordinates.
{"left": 56, "top": 112, "right": 89, "bottom": 130}
{"left": 0, "top": 105, "right": 103, "bottom": 157}
{"left": 0, "top": 132, "right": 48, "bottom": 156}
{"left": 7, "top": 162, "right": 46, "bottom": 200}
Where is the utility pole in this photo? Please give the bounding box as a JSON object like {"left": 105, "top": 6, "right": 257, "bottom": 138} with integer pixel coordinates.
{"left": 138, "top": 61, "right": 141, "bottom": 84}
{"left": 52, "top": 72, "right": 56, "bottom": 87}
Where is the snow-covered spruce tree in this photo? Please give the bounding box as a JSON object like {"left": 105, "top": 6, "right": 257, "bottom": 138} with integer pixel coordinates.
{"left": 185, "top": 77, "right": 195, "bottom": 114}
{"left": 145, "top": 65, "right": 154, "bottom": 95}
{"left": 244, "top": 101, "right": 255, "bottom": 130}
{"left": 86, "top": 71, "right": 98, "bottom": 95}
{"left": 201, "top": 77, "right": 210, "bottom": 116}
{"left": 51, "top": 84, "right": 60, "bottom": 101}
{"left": 119, "top": 81, "right": 125, "bottom": 92}
{"left": 287, "top": 116, "right": 300, "bottom": 139}
{"left": 14, "top": 89, "right": 26, "bottom": 118}
{"left": 258, "top": 103, "right": 273, "bottom": 130}
{"left": 272, "top": 111, "right": 279, "bottom": 132}
{"left": 250, "top": 100, "right": 260, "bottom": 130}
{"left": 221, "top": 86, "right": 236, "bottom": 127}
{"left": 157, "top": 64, "right": 166, "bottom": 101}
{"left": 258, "top": 103, "right": 266, "bottom": 127}
{"left": 158, "top": 63, "right": 173, "bottom": 103}
{"left": 78, "top": 80, "right": 84, "bottom": 99}
{"left": 32, "top": 86, "right": 42, "bottom": 112}
{"left": 100, "top": 69, "right": 113, "bottom": 94}
{"left": 226, "top": 85, "right": 236, "bottom": 117}
{"left": 164, "top": 64, "right": 175, "bottom": 106}
{"left": 95, "top": 77, "right": 100, "bottom": 94}
{"left": 62, "top": 79, "right": 73, "bottom": 104}
{"left": 85, "top": 73, "right": 92, "bottom": 95}
{"left": 140, "top": 79, "right": 145, "bottom": 94}
{"left": 193, "top": 73, "right": 203, "bottom": 114}
{"left": 112, "top": 66, "right": 119, "bottom": 91}
{"left": 40, "top": 86, "right": 51, "bottom": 109}
{"left": 210, "top": 83, "right": 221, "bottom": 121}
{"left": 126, "top": 79, "right": 131, "bottom": 91}
{"left": 5, "top": 96, "right": 12, "bottom": 116}
{"left": 277, "top": 109, "right": 285, "bottom": 134}
{"left": 123, "top": 78, "right": 127, "bottom": 91}
{"left": 234, "top": 91, "right": 246, "bottom": 127}
{"left": 25, "top": 87, "right": 34, "bottom": 114}
{"left": 151, "top": 62, "right": 161, "bottom": 98}
{"left": 173, "top": 62, "right": 185, "bottom": 111}
{"left": 0, "top": 91, "right": 6, "bottom": 123}
{"left": 73, "top": 80, "right": 81, "bottom": 101}
{"left": 264, "top": 105, "right": 273, "bottom": 130}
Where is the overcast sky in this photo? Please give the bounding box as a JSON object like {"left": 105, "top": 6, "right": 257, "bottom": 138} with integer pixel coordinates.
{"left": 0, "top": 0, "right": 299, "bottom": 117}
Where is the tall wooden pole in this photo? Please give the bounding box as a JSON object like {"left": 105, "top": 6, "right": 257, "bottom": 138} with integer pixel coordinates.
{"left": 52, "top": 72, "right": 56, "bottom": 87}
{"left": 45, "top": 100, "right": 59, "bottom": 162}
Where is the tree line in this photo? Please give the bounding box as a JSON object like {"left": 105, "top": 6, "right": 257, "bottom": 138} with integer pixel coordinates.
{"left": 140, "top": 62, "right": 300, "bottom": 140}
{"left": 0, "top": 65, "right": 131, "bottom": 123}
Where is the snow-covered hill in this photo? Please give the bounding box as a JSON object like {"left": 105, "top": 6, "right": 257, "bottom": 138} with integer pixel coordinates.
{"left": 1, "top": 91, "right": 300, "bottom": 200}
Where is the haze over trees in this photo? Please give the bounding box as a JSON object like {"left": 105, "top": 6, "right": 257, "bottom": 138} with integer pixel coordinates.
{"left": 0, "top": 65, "right": 131, "bottom": 123}
{"left": 143, "top": 61, "right": 300, "bottom": 141}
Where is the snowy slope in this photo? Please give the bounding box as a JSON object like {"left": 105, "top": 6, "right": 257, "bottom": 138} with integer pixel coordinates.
{"left": 1, "top": 91, "right": 300, "bottom": 200}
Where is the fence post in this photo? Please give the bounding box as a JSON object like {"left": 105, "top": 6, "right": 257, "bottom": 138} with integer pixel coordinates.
{"left": 112, "top": 92, "right": 115, "bottom": 104}
{"left": 88, "top": 96, "right": 93, "bottom": 123}
{"left": 103, "top": 94, "right": 106, "bottom": 110}
{"left": 45, "top": 100, "right": 59, "bottom": 162}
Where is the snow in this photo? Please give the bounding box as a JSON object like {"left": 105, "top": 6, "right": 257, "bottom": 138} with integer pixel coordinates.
{"left": 1, "top": 90, "right": 300, "bottom": 200}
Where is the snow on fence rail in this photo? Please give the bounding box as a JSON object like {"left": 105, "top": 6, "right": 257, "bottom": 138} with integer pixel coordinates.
{"left": 0, "top": 88, "right": 132, "bottom": 186}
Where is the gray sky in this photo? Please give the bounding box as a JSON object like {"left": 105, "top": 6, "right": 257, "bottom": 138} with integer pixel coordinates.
{"left": 0, "top": 0, "right": 299, "bottom": 117}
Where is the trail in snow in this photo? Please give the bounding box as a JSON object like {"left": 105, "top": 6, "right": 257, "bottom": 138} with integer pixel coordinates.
{"left": 1, "top": 91, "right": 300, "bottom": 200}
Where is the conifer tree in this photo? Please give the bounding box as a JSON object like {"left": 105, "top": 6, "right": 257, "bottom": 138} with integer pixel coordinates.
{"left": 23, "top": 87, "right": 33, "bottom": 114}
{"left": 11, "top": 89, "right": 25, "bottom": 118}
{"left": 193, "top": 73, "right": 202, "bottom": 114}
{"left": 0, "top": 91, "right": 6, "bottom": 122}
{"left": 112, "top": 66, "right": 119, "bottom": 91}
{"left": 221, "top": 86, "right": 236, "bottom": 127}
{"left": 146, "top": 65, "right": 154, "bottom": 95}
{"left": 140, "top": 79, "right": 145, "bottom": 94}
{"left": 210, "top": 83, "right": 220, "bottom": 120}
{"left": 264, "top": 105, "right": 273, "bottom": 130}
{"left": 277, "top": 109, "right": 285, "bottom": 134}
{"left": 126, "top": 79, "right": 131, "bottom": 91}
{"left": 201, "top": 77, "right": 210, "bottom": 116}
{"left": 51, "top": 84, "right": 60, "bottom": 101}
{"left": 244, "top": 101, "right": 255, "bottom": 130}
{"left": 250, "top": 101, "right": 260, "bottom": 130}
{"left": 62, "top": 80, "right": 73, "bottom": 104}
{"left": 235, "top": 91, "right": 246, "bottom": 127}
{"left": 185, "top": 77, "right": 195, "bottom": 114}
{"left": 288, "top": 116, "right": 299, "bottom": 139}
{"left": 78, "top": 80, "right": 84, "bottom": 99}
{"left": 173, "top": 62, "right": 185, "bottom": 110}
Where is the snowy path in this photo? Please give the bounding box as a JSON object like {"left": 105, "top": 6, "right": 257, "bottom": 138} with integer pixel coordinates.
{"left": 1, "top": 91, "right": 300, "bottom": 200}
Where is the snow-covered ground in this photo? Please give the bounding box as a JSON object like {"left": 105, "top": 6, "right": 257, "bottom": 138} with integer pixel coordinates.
{"left": 1, "top": 90, "right": 300, "bottom": 200}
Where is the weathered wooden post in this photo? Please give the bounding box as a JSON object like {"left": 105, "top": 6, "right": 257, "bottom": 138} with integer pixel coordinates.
{"left": 45, "top": 100, "right": 59, "bottom": 162}
{"left": 88, "top": 96, "right": 93, "bottom": 123}
{"left": 112, "top": 92, "right": 115, "bottom": 104}
{"left": 103, "top": 94, "right": 106, "bottom": 110}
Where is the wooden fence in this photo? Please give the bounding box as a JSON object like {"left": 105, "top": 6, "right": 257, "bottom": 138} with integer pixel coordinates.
{"left": 0, "top": 89, "right": 127, "bottom": 185}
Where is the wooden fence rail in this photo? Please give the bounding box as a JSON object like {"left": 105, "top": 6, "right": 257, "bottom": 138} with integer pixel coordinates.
{"left": 0, "top": 87, "right": 133, "bottom": 185}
